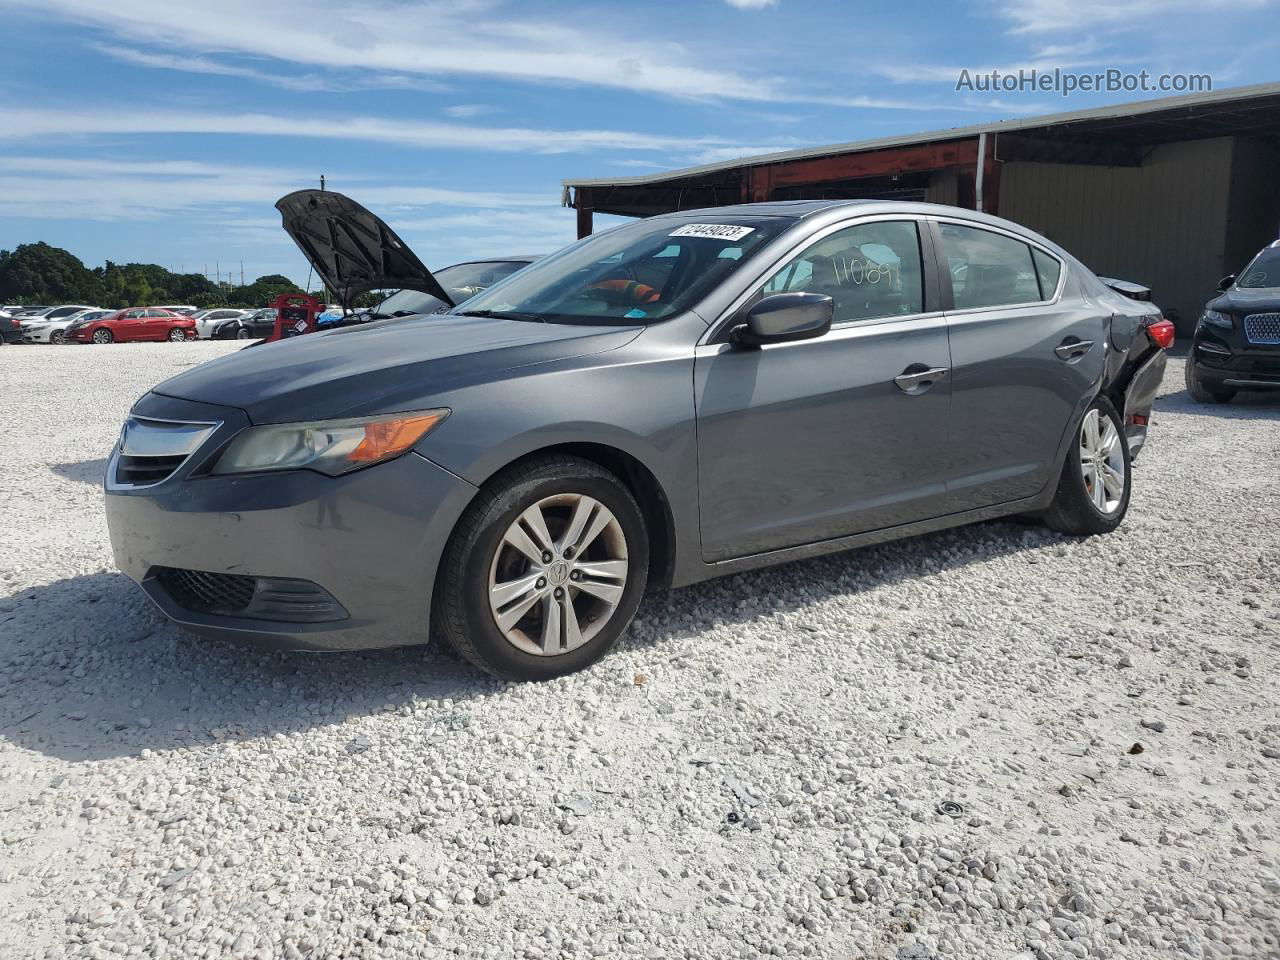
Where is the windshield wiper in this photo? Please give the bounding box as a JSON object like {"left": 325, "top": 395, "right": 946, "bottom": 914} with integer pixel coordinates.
{"left": 456, "top": 309, "right": 545, "bottom": 323}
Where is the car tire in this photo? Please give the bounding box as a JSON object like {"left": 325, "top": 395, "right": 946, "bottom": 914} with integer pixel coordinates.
{"left": 92, "top": 328, "right": 113, "bottom": 344}
{"left": 1183, "top": 357, "right": 1235, "bottom": 403}
{"left": 168, "top": 327, "right": 187, "bottom": 342}
{"left": 1043, "top": 397, "right": 1131, "bottom": 537}
{"left": 237, "top": 327, "right": 252, "bottom": 340}
{"left": 50, "top": 330, "right": 66, "bottom": 345}
{"left": 434, "top": 455, "right": 649, "bottom": 681}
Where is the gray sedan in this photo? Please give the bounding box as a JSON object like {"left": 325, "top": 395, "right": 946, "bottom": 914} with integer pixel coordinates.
{"left": 104, "top": 191, "right": 1168, "bottom": 680}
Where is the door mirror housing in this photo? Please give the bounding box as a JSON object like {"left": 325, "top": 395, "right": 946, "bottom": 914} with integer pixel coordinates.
{"left": 732, "top": 292, "right": 833, "bottom": 347}
{"left": 1217, "top": 274, "right": 1236, "bottom": 292}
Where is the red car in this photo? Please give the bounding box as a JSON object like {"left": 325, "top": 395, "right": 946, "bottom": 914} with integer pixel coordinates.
{"left": 67, "top": 307, "right": 197, "bottom": 344}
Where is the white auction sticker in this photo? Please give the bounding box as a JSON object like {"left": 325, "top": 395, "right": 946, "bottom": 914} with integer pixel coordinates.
{"left": 669, "top": 223, "right": 755, "bottom": 242}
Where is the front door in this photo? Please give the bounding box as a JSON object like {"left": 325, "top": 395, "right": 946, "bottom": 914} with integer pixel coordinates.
{"left": 695, "top": 218, "right": 955, "bottom": 562}
{"left": 934, "top": 220, "right": 1108, "bottom": 509}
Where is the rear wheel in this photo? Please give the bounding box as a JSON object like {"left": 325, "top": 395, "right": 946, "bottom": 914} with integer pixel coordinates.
{"left": 91, "top": 328, "right": 113, "bottom": 344}
{"left": 1043, "top": 398, "right": 1131, "bottom": 536}
{"left": 167, "top": 327, "right": 187, "bottom": 342}
{"left": 435, "top": 455, "right": 649, "bottom": 681}
{"left": 1184, "top": 356, "right": 1235, "bottom": 403}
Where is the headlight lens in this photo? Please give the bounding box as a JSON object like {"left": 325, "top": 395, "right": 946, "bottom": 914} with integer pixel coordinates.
{"left": 212, "top": 409, "right": 449, "bottom": 476}
{"left": 1200, "top": 310, "right": 1232, "bottom": 329}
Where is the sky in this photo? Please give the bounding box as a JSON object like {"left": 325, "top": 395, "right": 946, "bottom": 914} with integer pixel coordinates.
{"left": 0, "top": 0, "right": 1275, "bottom": 287}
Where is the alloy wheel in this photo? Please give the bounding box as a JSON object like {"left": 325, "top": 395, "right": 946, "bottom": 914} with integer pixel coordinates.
{"left": 487, "top": 493, "right": 629, "bottom": 657}
{"left": 168, "top": 328, "right": 186, "bottom": 342}
{"left": 1079, "top": 408, "right": 1125, "bottom": 515}
{"left": 51, "top": 330, "right": 65, "bottom": 345}
{"left": 92, "top": 329, "right": 111, "bottom": 344}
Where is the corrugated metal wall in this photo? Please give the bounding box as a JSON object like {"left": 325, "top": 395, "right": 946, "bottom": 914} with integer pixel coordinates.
{"left": 1224, "top": 137, "right": 1280, "bottom": 277}
{"left": 926, "top": 170, "right": 959, "bottom": 206}
{"left": 999, "top": 138, "right": 1235, "bottom": 331}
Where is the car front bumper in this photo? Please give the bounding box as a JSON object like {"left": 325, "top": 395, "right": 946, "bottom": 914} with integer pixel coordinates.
{"left": 1192, "top": 339, "right": 1280, "bottom": 390}
{"left": 104, "top": 393, "right": 478, "bottom": 651}
{"left": 21, "top": 327, "right": 53, "bottom": 342}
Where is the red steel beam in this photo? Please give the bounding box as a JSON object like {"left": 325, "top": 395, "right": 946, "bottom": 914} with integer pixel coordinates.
{"left": 745, "top": 139, "right": 979, "bottom": 194}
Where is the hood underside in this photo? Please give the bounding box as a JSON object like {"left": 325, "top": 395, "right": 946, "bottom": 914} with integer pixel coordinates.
{"left": 275, "top": 190, "right": 454, "bottom": 308}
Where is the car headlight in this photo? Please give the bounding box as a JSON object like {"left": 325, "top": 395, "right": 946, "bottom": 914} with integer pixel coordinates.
{"left": 212, "top": 409, "right": 449, "bottom": 476}
{"left": 1200, "top": 310, "right": 1232, "bottom": 329}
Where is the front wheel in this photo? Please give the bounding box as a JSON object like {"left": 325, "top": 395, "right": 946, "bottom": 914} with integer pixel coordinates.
{"left": 91, "top": 328, "right": 113, "bottom": 344}
{"left": 236, "top": 326, "right": 252, "bottom": 340}
{"left": 1184, "top": 357, "right": 1235, "bottom": 403}
{"left": 50, "top": 329, "right": 66, "bottom": 345}
{"left": 168, "top": 327, "right": 187, "bottom": 342}
{"left": 434, "top": 455, "right": 649, "bottom": 681}
{"left": 1043, "top": 398, "right": 1131, "bottom": 536}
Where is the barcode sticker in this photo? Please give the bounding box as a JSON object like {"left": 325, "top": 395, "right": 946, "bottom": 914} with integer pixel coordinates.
{"left": 669, "top": 223, "right": 755, "bottom": 242}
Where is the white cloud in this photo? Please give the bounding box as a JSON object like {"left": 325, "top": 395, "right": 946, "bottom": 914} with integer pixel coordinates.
{"left": 0, "top": 105, "right": 735, "bottom": 155}
{"left": 443, "top": 104, "right": 499, "bottom": 118}
{"left": 724, "top": 0, "right": 778, "bottom": 7}
{"left": 96, "top": 44, "right": 450, "bottom": 92}
{"left": 997, "top": 0, "right": 1268, "bottom": 33}
{"left": 1, "top": 0, "right": 967, "bottom": 110}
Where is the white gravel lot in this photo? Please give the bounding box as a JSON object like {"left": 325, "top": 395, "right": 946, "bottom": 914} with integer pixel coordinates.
{"left": 1, "top": 341, "right": 1278, "bottom": 960}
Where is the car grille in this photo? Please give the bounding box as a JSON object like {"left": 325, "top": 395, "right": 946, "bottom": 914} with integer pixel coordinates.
{"left": 154, "top": 567, "right": 257, "bottom": 615}
{"left": 114, "top": 454, "right": 188, "bottom": 486}
{"left": 1244, "top": 313, "right": 1280, "bottom": 345}
{"left": 110, "top": 416, "right": 219, "bottom": 488}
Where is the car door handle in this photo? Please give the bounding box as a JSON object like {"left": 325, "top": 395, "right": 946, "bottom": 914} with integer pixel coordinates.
{"left": 1055, "top": 339, "right": 1093, "bottom": 361}
{"left": 894, "top": 366, "right": 948, "bottom": 394}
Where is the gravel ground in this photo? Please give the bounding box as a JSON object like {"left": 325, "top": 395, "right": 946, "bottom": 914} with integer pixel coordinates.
{"left": 1, "top": 341, "right": 1278, "bottom": 960}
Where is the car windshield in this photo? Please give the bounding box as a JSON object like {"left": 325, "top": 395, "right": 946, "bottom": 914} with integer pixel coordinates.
{"left": 453, "top": 216, "right": 791, "bottom": 325}
{"left": 1237, "top": 247, "right": 1280, "bottom": 289}
{"left": 372, "top": 260, "right": 532, "bottom": 318}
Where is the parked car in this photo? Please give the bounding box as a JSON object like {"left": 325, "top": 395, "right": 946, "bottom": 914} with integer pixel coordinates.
{"left": 211, "top": 308, "right": 277, "bottom": 341}
{"left": 12, "top": 303, "right": 96, "bottom": 328}
{"left": 1185, "top": 239, "right": 1280, "bottom": 402}
{"left": 67, "top": 307, "right": 196, "bottom": 344}
{"left": 0, "top": 314, "right": 21, "bottom": 345}
{"left": 103, "top": 191, "right": 1170, "bottom": 681}
{"left": 191, "top": 308, "right": 252, "bottom": 339}
{"left": 21, "top": 306, "right": 109, "bottom": 344}
{"left": 155, "top": 305, "right": 199, "bottom": 315}
{"left": 363, "top": 257, "right": 541, "bottom": 321}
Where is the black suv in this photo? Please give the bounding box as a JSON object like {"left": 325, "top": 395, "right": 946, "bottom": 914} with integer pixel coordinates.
{"left": 1186, "top": 240, "right": 1280, "bottom": 402}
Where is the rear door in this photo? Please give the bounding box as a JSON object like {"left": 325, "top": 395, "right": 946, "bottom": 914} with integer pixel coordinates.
{"left": 935, "top": 218, "right": 1107, "bottom": 509}
{"left": 694, "top": 216, "right": 955, "bottom": 561}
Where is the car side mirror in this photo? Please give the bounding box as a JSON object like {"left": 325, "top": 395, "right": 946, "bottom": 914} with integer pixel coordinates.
{"left": 732, "top": 292, "right": 833, "bottom": 347}
{"left": 1217, "top": 274, "right": 1236, "bottom": 292}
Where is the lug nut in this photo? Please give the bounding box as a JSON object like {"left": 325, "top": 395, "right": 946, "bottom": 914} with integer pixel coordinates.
{"left": 553, "top": 587, "right": 564, "bottom": 599}
{"left": 541, "top": 551, "right": 553, "bottom": 563}
{"left": 536, "top": 577, "right": 547, "bottom": 589}
{"left": 563, "top": 546, "right": 575, "bottom": 559}
{"left": 570, "top": 570, "right": 581, "bottom": 581}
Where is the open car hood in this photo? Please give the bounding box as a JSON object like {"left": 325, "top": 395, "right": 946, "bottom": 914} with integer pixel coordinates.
{"left": 275, "top": 189, "right": 454, "bottom": 308}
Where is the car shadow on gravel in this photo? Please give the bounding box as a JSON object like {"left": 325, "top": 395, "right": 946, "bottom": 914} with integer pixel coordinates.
{"left": 50, "top": 457, "right": 109, "bottom": 485}
{"left": 1, "top": 516, "right": 1059, "bottom": 764}
{"left": 1156, "top": 387, "right": 1280, "bottom": 419}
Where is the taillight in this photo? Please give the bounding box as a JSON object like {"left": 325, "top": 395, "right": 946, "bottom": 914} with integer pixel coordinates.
{"left": 1145, "top": 316, "right": 1175, "bottom": 350}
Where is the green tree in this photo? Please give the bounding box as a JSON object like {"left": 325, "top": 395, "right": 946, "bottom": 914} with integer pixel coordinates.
{"left": 0, "top": 242, "right": 95, "bottom": 303}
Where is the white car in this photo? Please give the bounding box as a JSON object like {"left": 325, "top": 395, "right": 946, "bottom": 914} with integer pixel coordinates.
{"left": 155, "top": 304, "right": 198, "bottom": 315}
{"left": 18, "top": 305, "right": 100, "bottom": 344}
{"left": 191, "top": 308, "right": 251, "bottom": 339}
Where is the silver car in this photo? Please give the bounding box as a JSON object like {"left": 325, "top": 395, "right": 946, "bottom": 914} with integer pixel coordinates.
{"left": 104, "top": 190, "right": 1168, "bottom": 680}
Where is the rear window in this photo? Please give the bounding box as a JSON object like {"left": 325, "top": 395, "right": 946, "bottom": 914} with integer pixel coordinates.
{"left": 941, "top": 223, "right": 1043, "bottom": 310}
{"left": 1032, "top": 249, "right": 1063, "bottom": 298}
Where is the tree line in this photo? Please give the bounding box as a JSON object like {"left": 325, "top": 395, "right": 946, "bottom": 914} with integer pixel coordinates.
{"left": 0, "top": 241, "right": 333, "bottom": 309}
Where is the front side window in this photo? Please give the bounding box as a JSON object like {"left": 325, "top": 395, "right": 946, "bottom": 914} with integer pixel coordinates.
{"left": 941, "top": 223, "right": 1042, "bottom": 310}
{"left": 1238, "top": 246, "right": 1280, "bottom": 289}
{"left": 454, "top": 216, "right": 791, "bottom": 325}
{"left": 761, "top": 220, "right": 924, "bottom": 323}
